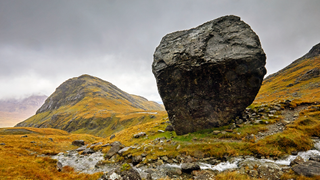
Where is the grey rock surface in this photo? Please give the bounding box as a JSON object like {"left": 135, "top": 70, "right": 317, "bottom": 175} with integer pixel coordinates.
{"left": 134, "top": 132, "right": 146, "bottom": 138}
{"left": 105, "top": 141, "right": 123, "bottom": 159}
{"left": 99, "top": 164, "right": 142, "bottom": 180}
{"left": 181, "top": 163, "right": 200, "bottom": 173}
{"left": 152, "top": 15, "right": 266, "bottom": 135}
{"left": 292, "top": 160, "right": 320, "bottom": 177}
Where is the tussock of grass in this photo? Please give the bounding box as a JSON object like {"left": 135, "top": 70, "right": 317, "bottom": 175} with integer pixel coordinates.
{"left": 251, "top": 129, "right": 312, "bottom": 157}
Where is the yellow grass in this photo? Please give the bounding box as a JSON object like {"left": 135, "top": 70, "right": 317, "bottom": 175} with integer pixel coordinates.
{"left": 254, "top": 56, "right": 320, "bottom": 104}
{"left": 0, "top": 127, "right": 103, "bottom": 179}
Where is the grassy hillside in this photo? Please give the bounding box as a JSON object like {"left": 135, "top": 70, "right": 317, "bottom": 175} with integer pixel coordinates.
{"left": 0, "top": 127, "right": 103, "bottom": 179}
{"left": 15, "top": 74, "right": 166, "bottom": 138}
{"left": 254, "top": 43, "right": 320, "bottom": 105}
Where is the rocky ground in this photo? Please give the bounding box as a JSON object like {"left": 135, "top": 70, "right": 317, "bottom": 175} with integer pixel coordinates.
{"left": 51, "top": 101, "right": 320, "bottom": 180}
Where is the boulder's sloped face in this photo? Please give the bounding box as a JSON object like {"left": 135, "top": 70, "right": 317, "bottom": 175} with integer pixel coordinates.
{"left": 152, "top": 15, "right": 266, "bottom": 135}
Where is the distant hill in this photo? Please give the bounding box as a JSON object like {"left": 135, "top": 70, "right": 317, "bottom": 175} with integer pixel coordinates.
{"left": 254, "top": 43, "right": 320, "bottom": 104}
{"left": 15, "top": 74, "right": 166, "bottom": 137}
{"left": 0, "top": 95, "right": 47, "bottom": 127}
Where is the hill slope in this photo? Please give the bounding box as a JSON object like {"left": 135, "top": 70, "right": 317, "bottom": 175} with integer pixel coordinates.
{"left": 0, "top": 95, "right": 47, "bottom": 127}
{"left": 254, "top": 43, "right": 320, "bottom": 104}
{"left": 15, "top": 74, "right": 166, "bottom": 137}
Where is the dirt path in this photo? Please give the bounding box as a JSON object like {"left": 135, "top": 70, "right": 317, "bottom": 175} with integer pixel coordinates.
{"left": 255, "top": 104, "right": 310, "bottom": 140}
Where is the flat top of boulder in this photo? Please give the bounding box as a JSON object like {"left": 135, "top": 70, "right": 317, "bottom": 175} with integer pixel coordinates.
{"left": 153, "top": 15, "right": 265, "bottom": 74}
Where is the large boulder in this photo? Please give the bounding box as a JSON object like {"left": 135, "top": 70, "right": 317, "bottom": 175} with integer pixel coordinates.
{"left": 152, "top": 15, "right": 266, "bottom": 135}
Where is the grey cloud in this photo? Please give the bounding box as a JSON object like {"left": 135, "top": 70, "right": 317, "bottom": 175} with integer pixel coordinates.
{"left": 0, "top": 0, "right": 320, "bottom": 101}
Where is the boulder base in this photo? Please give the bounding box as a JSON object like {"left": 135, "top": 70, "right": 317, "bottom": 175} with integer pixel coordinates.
{"left": 152, "top": 15, "right": 266, "bottom": 135}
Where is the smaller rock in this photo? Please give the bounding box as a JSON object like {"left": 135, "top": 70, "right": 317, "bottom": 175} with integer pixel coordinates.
{"left": 283, "top": 120, "right": 291, "bottom": 125}
{"left": 111, "top": 141, "right": 123, "bottom": 146}
{"left": 166, "top": 167, "right": 182, "bottom": 177}
{"left": 101, "top": 143, "right": 110, "bottom": 147}
{"left": 75, "top": 145, "right": 87, "bottom": 151}
{"left": 57, "top": 161, "right": 63, "bottom": 172}
{"left": 0, "top": 143, "right": 5, "bottom": 145}
{"left": 90, "top": 142, "right": 102, "bottom": 148}
{"left": 208, "top": 159, "right": 221, "bottom": 165}
{"left": 110, "top": 134, "right": 115, "bottom": 140}
{"left": 118, "top": 147, "right": 131, "bottom": 155}
{"left": 255, "top": 120, "right": 262, "bottom": 124}
{"left": 132, "top": 155, "right": 143, "bottom": 165}
{"left": 181, "top": 163, "right": 200, "bottom": 173}
{"left": 229, "top": 123, "right": 236, "bottom": 129}
{"left": 192, "top": 170, "right": 215, "bottom": 180}
{"left": 48, "top": 138, "right": 53, "bottom": 142}
{"left": 248, "top": 169, "right": 258, "bottom": 178}
{"left": 309, "top": 156, "right": 320, "bottom": 162}
{"left": 100, "top": 163, "right": 142, "bottom": 180}
{"left": 269, "top": 110, "right": 277, "bottom": 114}
{"left": 156, "top": 159, "right": 164, "bottom": 165}
{"left": 21, "top": 135, "right": 28, "bottom": 138}
{"left": 272, "top": 105, "right": 282, "bottom": 111}
{"left": 287, "top": 83, "right": 294, "bottom": 87}
{"left": 158, "top": 130, "right": 165, "bottom": 133}
{"left": 292, "top": 160, "right": 320, "bottom": 177}
{"left": 146, "top": 173, "right": 152, "bottom": 180}
{"left": 290, "top": 156, "right": 305, "bottom": 166}
{"left": 134, "top": 132, "right": 146, "bottom": 138}
{"left": 172, "top": 159, "right": 179, "bottom": 163}
{"left": 243, "top": 134, "right": 256, "bottom": 142}
{"left": 165, "top": 125, "right": 174, "bottom": 131}
{"left": 291, "top": 151, "right": 298, "bottom": 155}
{"left": 105, "top": 141, "right": 123, "bottom": 159}
{"left": 30, "top": 141, "right": 36, "bottom": 143}
{"left": 81, "top": 148, "right": 95, "bottom": 155}
{"left": 212, "top": 130, "right": 221, "bottom": 135}
{"left": 176, "top": 144, "right": 181, "bottom": 150}
{"left": 72, "top": 140, "right": 85, "bottom": 147}
{"left": 161, "top": 156, "right": 169, "bottom": 162}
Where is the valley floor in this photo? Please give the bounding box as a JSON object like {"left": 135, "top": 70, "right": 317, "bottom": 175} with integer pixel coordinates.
{"left": 2, "top": 101, "right": 320, "bottom": 179}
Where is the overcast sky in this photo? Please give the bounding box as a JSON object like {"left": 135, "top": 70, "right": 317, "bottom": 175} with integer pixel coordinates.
{"left": 0, "top": 0, "right": 319, "bottom": 102}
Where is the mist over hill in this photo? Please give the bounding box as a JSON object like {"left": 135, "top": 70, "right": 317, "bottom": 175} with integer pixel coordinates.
{"left": 0, "top": 95, "right": 47, "bottom": 127}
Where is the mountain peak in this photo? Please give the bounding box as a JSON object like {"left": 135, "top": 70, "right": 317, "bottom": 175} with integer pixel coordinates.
{"left": 36, "top": 74, "right": 163, "bottom": 114}
{"left": 300, "top": 43, "right": 320, "bottom": 60}
{"left": 15, "top": 75, "right": 165, "bottom": 137}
